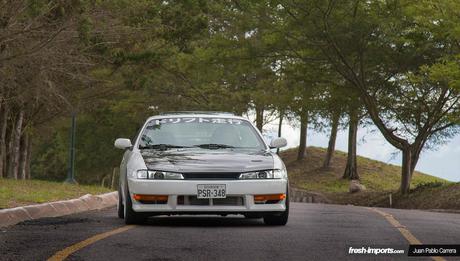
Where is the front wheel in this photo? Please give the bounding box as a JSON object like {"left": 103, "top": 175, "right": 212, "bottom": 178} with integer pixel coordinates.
{"left": 263, "top": 191, "right": 289, "bottom": 226}
{"left": 117, "top": 185, "right": 124, "bottom": 219}
{"left": 124, "top": 185, "right": 146, "bottom": 225}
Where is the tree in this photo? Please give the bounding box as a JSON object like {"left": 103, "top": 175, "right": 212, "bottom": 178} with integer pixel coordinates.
{"left": 342, "top": 106, "right": 360, "bottom": 180}
{"left": 320, "top": 82, "right": 347, "bottom": 169}
{"left": 323, "top": 109, "right": 340, "bottom": 169}
{"left": 281, "top": 0, "right": 460, "bottom": 193}
{"left": 31, "top": 0, "right": 238, "bottom": 182}
{"left": 0, "top": 0, "right": 99, "bottom": 179}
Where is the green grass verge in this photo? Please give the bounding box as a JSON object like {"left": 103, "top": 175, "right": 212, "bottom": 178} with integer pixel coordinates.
{"left": 282, "top": 147, "right": 448, "bottom": 193}
{"left": 282, "top": 147, "right": 458, "bottom": 210}
{"left": 0, "top": 179, "right": 111, "bottom": 209}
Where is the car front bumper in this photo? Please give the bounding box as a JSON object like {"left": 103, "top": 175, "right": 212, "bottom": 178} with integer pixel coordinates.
{"left": 127, "top": 178, "right": 288, "bottom": 213}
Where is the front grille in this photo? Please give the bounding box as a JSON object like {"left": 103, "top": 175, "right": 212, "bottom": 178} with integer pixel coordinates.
{"left": 177, "top": 196, "right": 245, "bottom": 206}
{"left": 182, "top": 172, "right": 241, "bottom": 180}
{"left": 213, "top": 197, "right": 244, "bottom": 206}
{"left": 255, "top": 200, "right": 280, "bottom": 205}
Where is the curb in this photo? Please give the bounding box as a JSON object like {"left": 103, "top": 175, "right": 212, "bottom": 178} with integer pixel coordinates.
{"left": 426, "top": 209, "right": 460, "bottom": 214}
{"left": 289, "top": 188, "right": 460, "bottom": 214}
{"left": 289, "top": 187, "right": 330, "bottom": 204}
{"left": 0, "top": 192, "right": 117, "bottom": 228}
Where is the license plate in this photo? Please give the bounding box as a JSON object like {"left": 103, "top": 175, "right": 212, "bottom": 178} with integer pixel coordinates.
{"left": 197, "top": 184, "right": 226, "bottom": 199}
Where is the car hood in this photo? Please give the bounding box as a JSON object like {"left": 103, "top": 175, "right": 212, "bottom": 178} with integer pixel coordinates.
{"left": 140, "top": 149, "right": 274, "bottom": 173}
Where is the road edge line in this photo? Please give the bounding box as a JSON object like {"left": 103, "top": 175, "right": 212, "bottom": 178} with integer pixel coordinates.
{"left": 367, "top": 207, "right": 446, "bottom": 261}
{"left": 47, "top": 225, "right": 136, "bottom": 261}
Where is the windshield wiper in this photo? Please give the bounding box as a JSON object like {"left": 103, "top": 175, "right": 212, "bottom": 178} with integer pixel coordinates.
{"left": 192, "top": 143, "right": 235, "bottom": 149}
{"left": 139, "top": 144, "right": 190, "bottom": 150}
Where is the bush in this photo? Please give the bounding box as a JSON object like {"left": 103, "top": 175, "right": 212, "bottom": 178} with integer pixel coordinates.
{"left": 411, "top": 181, "right": 445, "bottom": 192}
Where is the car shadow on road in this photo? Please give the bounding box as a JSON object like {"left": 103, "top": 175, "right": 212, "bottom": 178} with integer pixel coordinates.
{"left": 143, "top": 216, "right": 267, "bottom": 227}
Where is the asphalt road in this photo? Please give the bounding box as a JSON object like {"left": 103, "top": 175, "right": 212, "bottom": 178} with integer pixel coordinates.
{"left": 1, "top": 203, "right": 459, "bottom": 261}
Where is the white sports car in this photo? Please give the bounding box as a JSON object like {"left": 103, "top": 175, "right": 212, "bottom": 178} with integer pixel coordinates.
{"left": 114, "top": 112, "right": 289, "bottom": 225}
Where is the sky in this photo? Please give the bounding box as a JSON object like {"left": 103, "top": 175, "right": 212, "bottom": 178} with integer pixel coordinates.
{"left": 263, "top": 119, "right": 460, "bottom": 182}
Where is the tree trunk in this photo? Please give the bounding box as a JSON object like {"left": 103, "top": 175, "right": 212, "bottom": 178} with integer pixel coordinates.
{"left": 255, "top": 105, "right": 264, "bottom": 132}
{"left": 11, "top": 109, "right": 24, "bottom": 179}
{"left": 26, "top": 135, "right": 32, "bottom": 179}
{"left": 400, "top": 147, "right": 413, "bottom": 194}
{"left": 0, "top": 105, "right": 8, "bottom": 178}
{"left": 277, "top": 111, "right": 283, "bottom": 155}
{"left": 396, "top": 141, "right": 424, "bottom": 194}
{"left": 323, "top": 112, "right": 340, "bottom": 169}
{"left": 297, "top": 111, "right": 308, "bottom": 161}
{"left": 343, "top": 109, "right": 359, "bottom": 180}
{"left": 20, "top": 132, "right": 29, "bottom": 179}
{"left": 7, "top": 117, "right": 15, "bottom": 179}
{"left": 410, "top": 140, "right": 425, "bottom": 175}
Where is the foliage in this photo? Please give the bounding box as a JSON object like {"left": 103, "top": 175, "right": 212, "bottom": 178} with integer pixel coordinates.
{"left": 0, "top": 0, "right": 458, "bottom": 193}
{"left": 412, "top": 181, "right": 446, "bottom": 192}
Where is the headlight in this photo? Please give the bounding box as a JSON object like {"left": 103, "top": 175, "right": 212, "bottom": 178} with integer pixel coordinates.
{"left": 134, "top": 170, "right": 184, "bottom": 180}
{"left": 239, "top": 169, "right": 287, "bottom": 179}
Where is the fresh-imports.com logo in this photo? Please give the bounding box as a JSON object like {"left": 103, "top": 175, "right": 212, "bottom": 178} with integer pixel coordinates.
{"left": 348, "top": 247, "right": 405, "bottom": 255}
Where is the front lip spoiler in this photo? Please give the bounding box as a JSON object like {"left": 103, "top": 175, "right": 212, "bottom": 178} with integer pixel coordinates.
{"left": 139, "top": 211, "right": 286, "bottom": 216}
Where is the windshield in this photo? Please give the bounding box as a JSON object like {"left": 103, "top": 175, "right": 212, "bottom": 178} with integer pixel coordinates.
{"left": 138, "top": 117, "right": 266, "bottom": 150}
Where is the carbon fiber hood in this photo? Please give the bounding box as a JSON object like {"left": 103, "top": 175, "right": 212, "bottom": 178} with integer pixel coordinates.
{"left": 140, "top": 149, "right": 274, "bottom": 173}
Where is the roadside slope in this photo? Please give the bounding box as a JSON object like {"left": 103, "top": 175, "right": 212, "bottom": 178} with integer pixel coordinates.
{"left": 282, "top": 147, "right": 458, "bottom": 210}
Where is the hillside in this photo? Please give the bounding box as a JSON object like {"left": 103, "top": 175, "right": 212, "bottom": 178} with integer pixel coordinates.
{"left": 282, "top": 147, "right": 459, "bottom": 210}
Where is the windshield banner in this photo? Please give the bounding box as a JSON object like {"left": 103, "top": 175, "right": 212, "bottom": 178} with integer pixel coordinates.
{"left": 148, "top": 118, "right": 243, "bottom": 126}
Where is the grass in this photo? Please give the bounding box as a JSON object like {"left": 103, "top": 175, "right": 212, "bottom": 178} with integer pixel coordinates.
{"left": 283, "top": 147, "right": 447, "bottom": 193}
{"left": 327, "top": 182, "right": 460, "bottom": 210}
{"left": 0, "top": 179, "right": 111, "bottom": 209}
{"left": 282, "top": 147, "right": 457, "bottom": 210}
{"left": 391, "top": 182, "right": 460, "bottom": 210}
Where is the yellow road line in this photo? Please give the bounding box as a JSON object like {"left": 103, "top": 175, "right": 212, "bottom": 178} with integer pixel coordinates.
{"left": 47, "top": 225, "right": 136, "bottom": 261}
{"left": 368, "top": 207, "right": 445, "bottom": 261}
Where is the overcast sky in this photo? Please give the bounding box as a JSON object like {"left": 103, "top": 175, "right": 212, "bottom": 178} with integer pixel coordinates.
{"left": 263, "top": 120, "right": 460, "bottom": 182}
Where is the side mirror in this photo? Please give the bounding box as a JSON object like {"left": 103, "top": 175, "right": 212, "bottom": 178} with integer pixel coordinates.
{"left": 114, "top": 138, "right": 132, "bottom": 150}
{"left": 270, "top": 137, "right": 287, "bottom": 149}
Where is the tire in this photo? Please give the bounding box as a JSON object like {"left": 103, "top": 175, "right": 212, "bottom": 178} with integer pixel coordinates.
{"left": 117, "top": 185, "right": 124, "bottom": 219}
{"left": 263, "top": 190, "right": 289, "bottom": 226}
{"left": 124, "top": 185, "right": 146, "bottom": 225}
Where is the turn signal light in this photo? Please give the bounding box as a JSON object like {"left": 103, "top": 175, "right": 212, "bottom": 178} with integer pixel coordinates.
{"left": 133, "top": 194, "right": 168, "bottom": 202}
{"left": 254, "top": 194, "right": 286, "bottom": 202}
